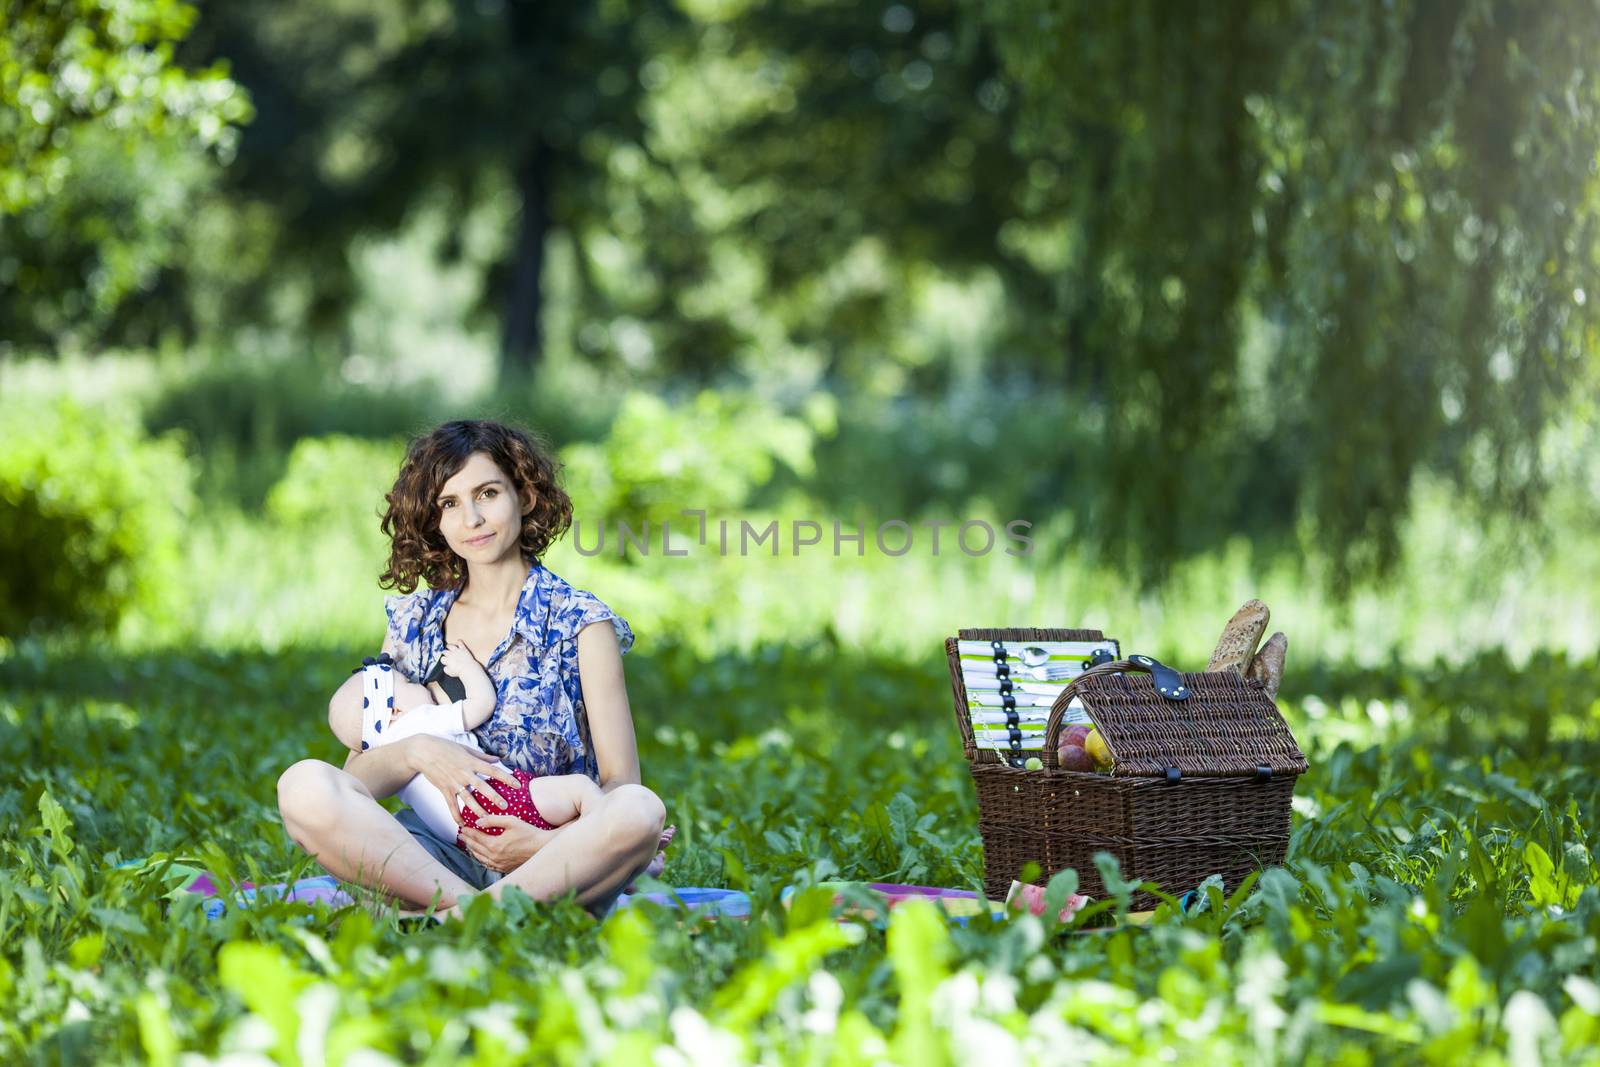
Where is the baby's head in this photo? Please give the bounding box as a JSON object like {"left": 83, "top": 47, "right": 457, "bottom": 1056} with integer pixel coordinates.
{"left": 392, "top": 676, "right": 443, "bottom": 714}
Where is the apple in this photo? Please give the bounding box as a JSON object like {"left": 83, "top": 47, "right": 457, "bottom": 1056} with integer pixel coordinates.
{"left": 1057, "top": 743, "right": 1094, "bottom": 771}
{"left": 1060, "top": 723, "right": 1091, "bottom": 749}
{"left": 1023, "top": 757, "right": 1043, "bottom": 771}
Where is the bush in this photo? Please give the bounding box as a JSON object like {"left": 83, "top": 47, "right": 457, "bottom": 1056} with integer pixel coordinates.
{"left": 0, "top": 400, "right": 195, "bottom": 640}
{"left": 560, "top": 390, "right": 822, "bottom": 527}
{"left": 145, "top": 362, "right": 439, "bottom": 506}
{"left": 264, "top": 435, "right": 406, "bottom": 534}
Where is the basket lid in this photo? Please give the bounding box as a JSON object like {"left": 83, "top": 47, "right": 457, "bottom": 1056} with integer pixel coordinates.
{"left": 1047, "top": 663, "right": 1307, "bottom": 778}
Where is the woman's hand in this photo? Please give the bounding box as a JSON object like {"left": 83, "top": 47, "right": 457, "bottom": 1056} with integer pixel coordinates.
{"left": 459, "top": 816, "right": 561, "bottom": 873}
{"left": 404, "top": 735, "right": 523, "bottom": 824}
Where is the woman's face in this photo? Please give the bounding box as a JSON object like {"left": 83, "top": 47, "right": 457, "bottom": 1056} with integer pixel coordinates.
{"left": 434, "top": 451, "right": 531, "bottom": 566}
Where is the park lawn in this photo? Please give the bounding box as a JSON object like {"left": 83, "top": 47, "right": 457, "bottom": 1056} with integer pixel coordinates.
{"left": 2, "top": 641, "right": 1599, "bottom": 1065}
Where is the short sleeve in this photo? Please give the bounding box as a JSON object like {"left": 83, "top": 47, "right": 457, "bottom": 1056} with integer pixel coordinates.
{"left": 383, "top": 591, "right": 429, "bottom": 682}
{"left": 566, "top": 591, "right": 635, "bottom": 656}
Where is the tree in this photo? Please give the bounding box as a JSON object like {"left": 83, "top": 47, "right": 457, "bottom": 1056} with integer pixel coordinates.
{"left": 699, "top": 0, "right": 1600, "bottom": 584}
{"left": 0, "top": 0, "right": 250, "bottom": 349}
{"left": 177, "top": 0, "right": 690, "bottom": 381}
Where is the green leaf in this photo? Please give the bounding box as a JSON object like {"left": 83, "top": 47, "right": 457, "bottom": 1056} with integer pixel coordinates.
{"left": 1041, "top": 867, "right": 1079, "bottom": 928}
{"left": 603, "top": 907, "right": 657, "bottom": 996}
{"left": 887, "top": 900, "right": 952, "bottom": 1067}
{"left": 37, "top": 789, "right": 74, "bottom": 859}
{"left": 135, "top": 992, "right": 178, "bottom": 1067}
{"left": 713, "top": 920, "right": 863, "bottom": 1028}
{"left": 1524, "top": 841, "right": 1578, "bottom": 909}
{"left": 786, "top": 885, "right": 839, "bottom": 931}
{"left": 67, "top": 933, "right": 103, "bottom": 969}
{"left": 217, "top": 941, "right": 314, "bottom": 1066}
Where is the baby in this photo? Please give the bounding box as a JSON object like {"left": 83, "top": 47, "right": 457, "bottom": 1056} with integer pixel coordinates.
{"left": 333, "top": 641, "right": 603, "bottom": 852}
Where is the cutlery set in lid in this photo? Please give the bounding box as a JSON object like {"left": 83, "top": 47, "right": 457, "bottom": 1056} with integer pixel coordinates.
{"left": 953, "top": 638, "right": 1120, "bottom": 758}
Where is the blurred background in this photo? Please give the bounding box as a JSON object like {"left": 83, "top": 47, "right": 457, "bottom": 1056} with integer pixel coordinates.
{"left": 3, "top": 0, "right": 1598, "bottom": 666}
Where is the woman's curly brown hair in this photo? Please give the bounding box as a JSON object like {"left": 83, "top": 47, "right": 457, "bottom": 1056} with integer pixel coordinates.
{"left": 379, "top": 420, "right": 573, "bottom": 593}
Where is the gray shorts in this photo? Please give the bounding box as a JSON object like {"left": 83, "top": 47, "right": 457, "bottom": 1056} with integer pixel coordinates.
{"left": 394, "top": 806, "right": 505, "bottom": 892}
{"left": 392, "top": 805, "right": 624, "bottom": 918}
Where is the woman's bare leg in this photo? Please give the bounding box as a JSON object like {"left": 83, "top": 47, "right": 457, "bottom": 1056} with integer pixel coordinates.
{"left": 277, "top": 759, "right": 478, "bottom": 909}
{"left": 483, "top": 783, "right": 665, "bottom": 911}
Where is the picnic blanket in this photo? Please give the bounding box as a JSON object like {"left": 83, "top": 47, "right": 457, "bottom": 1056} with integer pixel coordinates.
{"left": 117, "top": 857, "right": 748, "bottom": 921}
{"left": 780, "top": 881, "right": 1013, "bottom": 926}
{"left": 775, "top": 880, "right": 1176, "bottom": 928}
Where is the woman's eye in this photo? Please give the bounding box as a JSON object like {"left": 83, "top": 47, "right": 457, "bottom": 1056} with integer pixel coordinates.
{"left": 440, "top": 500, "right": 454, "bottom": 509}
{"left": 480, "top": 488, "right": 497, "bottom": 499}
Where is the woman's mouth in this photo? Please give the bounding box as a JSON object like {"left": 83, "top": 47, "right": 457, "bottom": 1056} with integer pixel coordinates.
{"left": 464, "top": 532, "right": 495, "bottom": 546}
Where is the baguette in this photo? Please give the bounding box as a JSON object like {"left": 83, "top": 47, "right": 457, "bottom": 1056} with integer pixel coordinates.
{"left": 1246, "top": 631, "right": 1287, "bottom": 699}
{"left": 1206, "top": 599, "right": 1270, "bottom": 675}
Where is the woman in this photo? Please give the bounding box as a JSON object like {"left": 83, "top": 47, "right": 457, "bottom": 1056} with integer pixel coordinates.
{"left": 277, "top": 419, "right": 666, "bottom": 917}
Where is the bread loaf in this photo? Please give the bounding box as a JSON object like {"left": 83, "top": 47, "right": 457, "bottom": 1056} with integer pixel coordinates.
{"left": 1246, "top": 631, "right": 1287, "bottom": 699}
{"left": 1206, "top": 599, "right": 1270, "bottom": 675}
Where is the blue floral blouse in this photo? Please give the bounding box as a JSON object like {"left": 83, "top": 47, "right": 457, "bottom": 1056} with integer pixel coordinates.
{"left": 383, "top": 562, "right": 634, "bottom": 781}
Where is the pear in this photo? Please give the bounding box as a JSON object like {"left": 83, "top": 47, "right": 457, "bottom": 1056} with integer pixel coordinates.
{"left": 1084, "top": 727, "right": 1113, "bottom": 770}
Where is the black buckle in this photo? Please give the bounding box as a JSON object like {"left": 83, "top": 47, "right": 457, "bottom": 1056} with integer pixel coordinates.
{"left": 1088, "top": 647, "right": 1115, "bottom": 667}
{"left": 1255, "top": 765, "right": 1272, "bottom": 782}
{"left": 1164, "top": 767, "right": 1182, "bottom": 785}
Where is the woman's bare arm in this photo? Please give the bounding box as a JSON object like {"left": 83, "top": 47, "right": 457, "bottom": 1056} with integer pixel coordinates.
{"left": 458, "top": 624, "right": 644, "bottom": 874}
{"left": 576, "top": 622, "right": 642, "bottom": 793}
{"left": 340, "top": 740, "right": 418, "bottom": 799}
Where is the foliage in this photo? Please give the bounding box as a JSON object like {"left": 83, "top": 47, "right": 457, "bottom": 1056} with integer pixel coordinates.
{"left": 1, "top": 641, "right": 1599, "bottom": 1062}
{"left": 680, "top": 0, "right": 1600, "bottom": 584}
{"left": 961, "top": 0, "right": 1600, "bottom": 584}
{"left": 264, "top": 435, "right": 405, "bottom": 549}
{"left": 0, "top": 400, "right": 194, "bottom": 640}
{"left": 145, "top": 361, "right": 439, "bottom": 506}
{"left": 172, "top": 0, "right": 691, "bottom": 376}
{"left": 9, "top": 2, "right": 1600, "bottom": 586}
{"left": 0, "top": 0, "right": 251, "bottom": 346}
{"left": 560, "top": 390, "right": 824, "bottom": 529}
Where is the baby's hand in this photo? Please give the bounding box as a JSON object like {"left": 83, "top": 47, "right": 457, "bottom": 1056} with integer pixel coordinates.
{"left": 442, "top": 640, "right": 498, "bottom": 729}
{"left": 440, "top": 641, "right": 487, "bottom": 683}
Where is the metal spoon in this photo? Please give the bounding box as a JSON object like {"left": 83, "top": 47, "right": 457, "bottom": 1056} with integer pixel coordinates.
{"left": 1019, "top": 646, "right": 1051, "bottom": 667}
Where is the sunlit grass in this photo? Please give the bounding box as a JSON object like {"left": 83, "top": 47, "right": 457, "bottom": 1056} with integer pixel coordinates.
{"left": 2, "top": 640, "right": 1598, "bottom": 1063}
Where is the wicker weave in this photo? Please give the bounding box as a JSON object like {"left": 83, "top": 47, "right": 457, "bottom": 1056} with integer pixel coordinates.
{"left": 948, "top": 629, "right": 1306, "bottom": 908}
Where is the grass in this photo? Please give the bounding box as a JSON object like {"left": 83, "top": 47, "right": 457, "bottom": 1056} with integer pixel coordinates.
{"left": 3, "top": 640, "right": 1599, "bottom": 1064}
{"left": 4, "top": 358, "right": 1599, "bottom": 1061}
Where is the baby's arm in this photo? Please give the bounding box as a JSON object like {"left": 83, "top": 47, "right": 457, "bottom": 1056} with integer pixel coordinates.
{"left": 439, "top": 641, "right": 497, "bottom": 729}
{"left": 525, "top": 774, "right": 605, "bottom": 829}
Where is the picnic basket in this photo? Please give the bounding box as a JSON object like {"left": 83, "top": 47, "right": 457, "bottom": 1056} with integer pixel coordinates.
{"left": 946, "top": 627, "right": 1307, "bottom": 909}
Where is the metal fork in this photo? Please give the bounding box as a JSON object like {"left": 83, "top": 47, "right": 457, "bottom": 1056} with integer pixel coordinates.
{"left": 966, "top": 662, "right": 1082, "bottom": 683}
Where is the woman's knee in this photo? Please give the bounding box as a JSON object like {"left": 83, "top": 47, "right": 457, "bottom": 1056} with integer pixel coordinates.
{"left": 604, "top": 783, "right": 666, "bottom": 848}
{"left": 277, "top": 759, "right": 350, "bottom": 836}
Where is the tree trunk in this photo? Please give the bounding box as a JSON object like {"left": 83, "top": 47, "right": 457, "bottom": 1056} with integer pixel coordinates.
{"left": 501, "top": 138, "right": 552, "bottom": 383}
